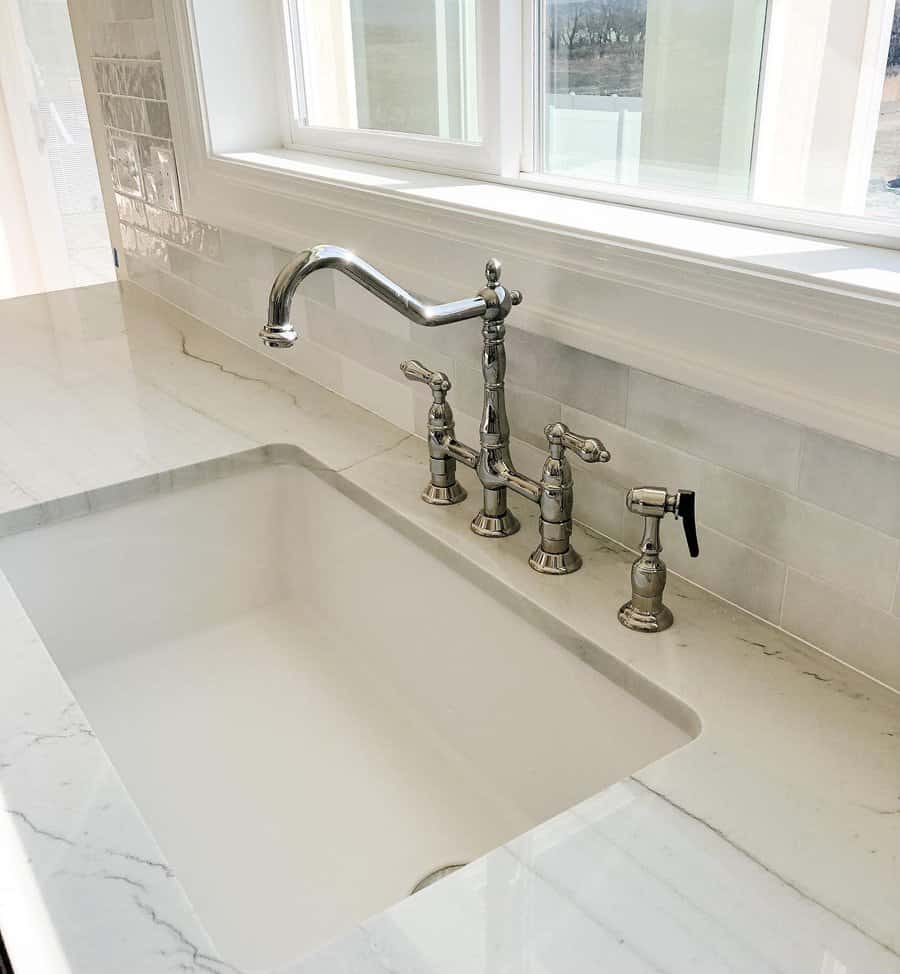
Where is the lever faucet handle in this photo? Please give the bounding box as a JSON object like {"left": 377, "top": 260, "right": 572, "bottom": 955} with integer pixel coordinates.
{"left": 624, "top": 486, "right": 699, "bottom": 557}
{"left": 544, "top": 422, "right": 611, "bottom": 463}
{"left": 400, "top": 359, "right": 466, "bottom": 508}
{"left": 675, "top": 490, "right": 700, "bottom": 558}
{"left": 528, "top": 423, "right": 609, "bottom": 577}
{"left": 400, "top": 360, "right": 451, "bottom": 400}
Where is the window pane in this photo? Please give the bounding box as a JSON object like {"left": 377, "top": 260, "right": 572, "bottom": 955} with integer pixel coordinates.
{"left": 297, "top": 0, "right": 479, "bottom": 141}
{"left": 867, "top": 1, "right": 900, "bottom": 218}
{"left": 541, "top": 0, "right": 768, "bottom": 199}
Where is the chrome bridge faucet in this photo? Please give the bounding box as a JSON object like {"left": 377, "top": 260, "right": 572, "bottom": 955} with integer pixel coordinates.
{"left": 262, "top": 245, "right": 611, "bottom": 575}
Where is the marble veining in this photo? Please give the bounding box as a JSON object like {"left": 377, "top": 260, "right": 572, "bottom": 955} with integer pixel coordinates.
{"left": 0, "top": 282, "right": 898, "bottom": 973}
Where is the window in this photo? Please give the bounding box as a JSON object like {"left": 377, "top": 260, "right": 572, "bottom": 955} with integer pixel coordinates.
{"left": 214, "top": 0, "right": 900, "bottom": 242}
{"left": 288, "top": 1, "right": 479, "bottom": 141}
{"left": 278, "top": 0, "right": 501, "bottom": 173}
{"left": 540, "top": 0, "right": 767, "bottom": 199}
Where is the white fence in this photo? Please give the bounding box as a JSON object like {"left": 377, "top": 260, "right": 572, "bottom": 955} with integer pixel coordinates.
{"left": 545, "top": 93, "right": 642, "bottom": 183}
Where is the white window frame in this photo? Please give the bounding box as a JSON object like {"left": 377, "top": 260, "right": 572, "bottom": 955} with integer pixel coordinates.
{"left": 270, "top": 0, "right": 521, "bottom": 178}
{"left": 261, "top": 0, "right": 900, "bottom": 248}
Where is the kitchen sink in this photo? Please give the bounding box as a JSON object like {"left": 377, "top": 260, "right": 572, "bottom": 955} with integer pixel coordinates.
{"left": 0, "top": 448, "right": 695, "bottom": 972}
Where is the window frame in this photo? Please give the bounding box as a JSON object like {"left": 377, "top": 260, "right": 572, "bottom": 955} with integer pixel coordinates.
{"left": 266, "top": 0, "right": 900, "bottom": 250}
{"left": 273, "top": 0, "right": 518, "bottom": 177}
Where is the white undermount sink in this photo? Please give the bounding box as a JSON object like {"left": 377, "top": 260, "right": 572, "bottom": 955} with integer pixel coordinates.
{"left": 0, "top": 449, "right": 695, "bottom": 972}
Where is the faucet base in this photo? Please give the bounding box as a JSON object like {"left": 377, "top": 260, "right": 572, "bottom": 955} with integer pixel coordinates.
{"left": 618, "top": 602, "right": 674, "bottom": 633}
{"left": 528, "top": 546, "right": 583, "bottom": 575}
{"left": 471, "top": 509, "right": 520, "bottom": 538}
{"left": 421, "top": 482, "right": 467, "bottom": 506}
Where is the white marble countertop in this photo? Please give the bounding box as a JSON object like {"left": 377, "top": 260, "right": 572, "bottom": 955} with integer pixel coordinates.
{"left": 0, "top": 282, "right": 898, "bottom": 973}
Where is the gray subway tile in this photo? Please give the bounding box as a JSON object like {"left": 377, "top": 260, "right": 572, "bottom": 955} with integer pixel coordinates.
{"left": 132, "top": 228, "right": 169, "bottom": 270}
{"left": 145, "top": 100, "right": 171, "bottom": 139}
{"left": 701, "top": 466, "right": 900, "bottom": 610}
{"left": 95, "top": 60, "right": 165, "bottom": 99}
{"left": 167, "top": 247, "right": 237, "bottom": 303}
{"left": 111, "top": 0, "right": 154, "bottom": 19}
{"left": 132, "top": 19, "right": 160, "bottom": 58}
{"left": 627, "top": 371, "right": 803, "bottom": 492}
{"left": 138, "top": 139, "right": 181, "bottom": 211}
{"left": 107, "top": 133, "right": 143, "bottom": 196}
{"left": 561, "top": 404, "right": 709, "bottom": 495}
{"left": 782, "top": 570, "right": 900, "bottom": 692}
{"left": 100, "top": 94, "right": 149, "bottom": 134}
{"left": 307, "top": 304, "right": 453, "bottom": 386}
{"left": 92, "top": 58, "right": 112, "bottom": 93}
{"left": 135, "top": 62, "right": 166, "bottom": 100}
{"left": 182, "top": 220, "right": 222, "bottom": 261}
{"left": 334, "top": 272, "right": 411, "bottom": 341}
{"left": 569, "top": 463, "right": 626, "bottom": 541}
{"left": 798, "top": 430, "right": 900, "bottom": 538}
{"left": 145, "top": 206, "right": 220, "bottom": 257}
{"left": 119, "top": 222, "right": 137, "bottom": 254}
{"left": 507, "top": 328, "right": 629, "bottom": 424}
{"left": 115, "top": 192, "right": 146, "bottom": 228}
{"left": 88, "top": 0, "right": 115, "bottom": 21}
{"left": 92, "top": 21, "right": 137, "bottom": 58}
{"left": 144, "top": 205, "right": 184, "bottom": 241}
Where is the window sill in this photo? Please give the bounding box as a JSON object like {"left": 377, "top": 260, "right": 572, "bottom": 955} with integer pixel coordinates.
{"left": 179, "top": 146, "right": 900, "bottom": 457}
{"left": 221, "top": 148, "right": 900, "bottom": 306}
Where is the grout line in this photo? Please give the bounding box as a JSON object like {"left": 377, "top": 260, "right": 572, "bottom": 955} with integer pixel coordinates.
{"left": 622, "top": 365, "right": 633, "bottom": 428}
{"left": 92, "top": 55, "right": 162, "bottom": 63}
{"left": 777, "top": 564, "right": 790, "bottom": 626}
{"left": 793, "top": 428, "right": 806, "bottom": 494}
{"left": 97, "top": 92, "right": 168, "bottom": 104}
{"left": 891, "top": 559, "right": 900, "bottom": 616}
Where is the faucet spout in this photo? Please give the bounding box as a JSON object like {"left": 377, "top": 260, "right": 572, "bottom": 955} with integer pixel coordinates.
{"left": 262, "top": 244, "right": 489, "bottom": 348}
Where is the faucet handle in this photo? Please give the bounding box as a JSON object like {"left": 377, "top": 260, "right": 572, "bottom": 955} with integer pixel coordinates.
{"left": 400, "top": 360, "right": 451, "bottom": 400}
{"left": 544, "top": 422, "right": 611, "bottom": 463}
{"left": 528, "top": 422, "right": 610, "bottom": 576}
{"left": 401, "top": 359, "right": 467, "bottom": 508}
{"left": 625, "top": 487, "right": 699, "bottom": 557}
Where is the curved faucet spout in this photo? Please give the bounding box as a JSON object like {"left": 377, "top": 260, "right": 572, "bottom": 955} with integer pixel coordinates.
{"left": 261, "top": 244, "right": 489, "bottom": 348}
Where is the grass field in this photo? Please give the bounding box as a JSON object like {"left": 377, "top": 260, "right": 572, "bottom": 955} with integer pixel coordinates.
{"left": 548, "top": 43, "right": 644, "bottom": 96}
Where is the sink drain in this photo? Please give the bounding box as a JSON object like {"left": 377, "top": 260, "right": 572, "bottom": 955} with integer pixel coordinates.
{"left": 410, "top": 863, "right": 467, "bottom": 895}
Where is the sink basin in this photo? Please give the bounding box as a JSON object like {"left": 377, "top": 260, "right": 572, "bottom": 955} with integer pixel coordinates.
{"left": 0, "top": 449, "right": 695, "bottom": 972}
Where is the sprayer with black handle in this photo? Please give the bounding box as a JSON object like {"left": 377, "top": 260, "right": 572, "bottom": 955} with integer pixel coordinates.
{"left": 618, "top": 487, "right": 700, "bottom": 633}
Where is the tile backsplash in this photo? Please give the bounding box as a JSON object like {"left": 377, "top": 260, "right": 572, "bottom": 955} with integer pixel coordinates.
{"left": 78, "top": 0, "right": 900, "bottom": 691}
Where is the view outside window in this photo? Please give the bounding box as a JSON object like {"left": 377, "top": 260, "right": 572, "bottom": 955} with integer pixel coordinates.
{"left": 542, "top": 0, "right": 768, "bottom": 197}
{"left": 288, "top": 1, "right": 900, "bottom": 230}
{"left": 298, "top": 0, "right": 478, "bottom": 141}
{"left": 868, "top": 1, "right": 900, "bottom": 217}
{"left": 543, "top": 0, "right": 766, "bottom": 198}
{"left": 543, "top": 0, "right": 646, "bottom": 182}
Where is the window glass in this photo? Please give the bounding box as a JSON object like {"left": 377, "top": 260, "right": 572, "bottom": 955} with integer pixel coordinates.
{"left": 297, "top": 0, "right": 479, "bottom": 141}
{"left": 542, "top": 0, "right": 768, "bottom": 198}
{"left": 868, "top": 1, "right": 900, "bottom": 217}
